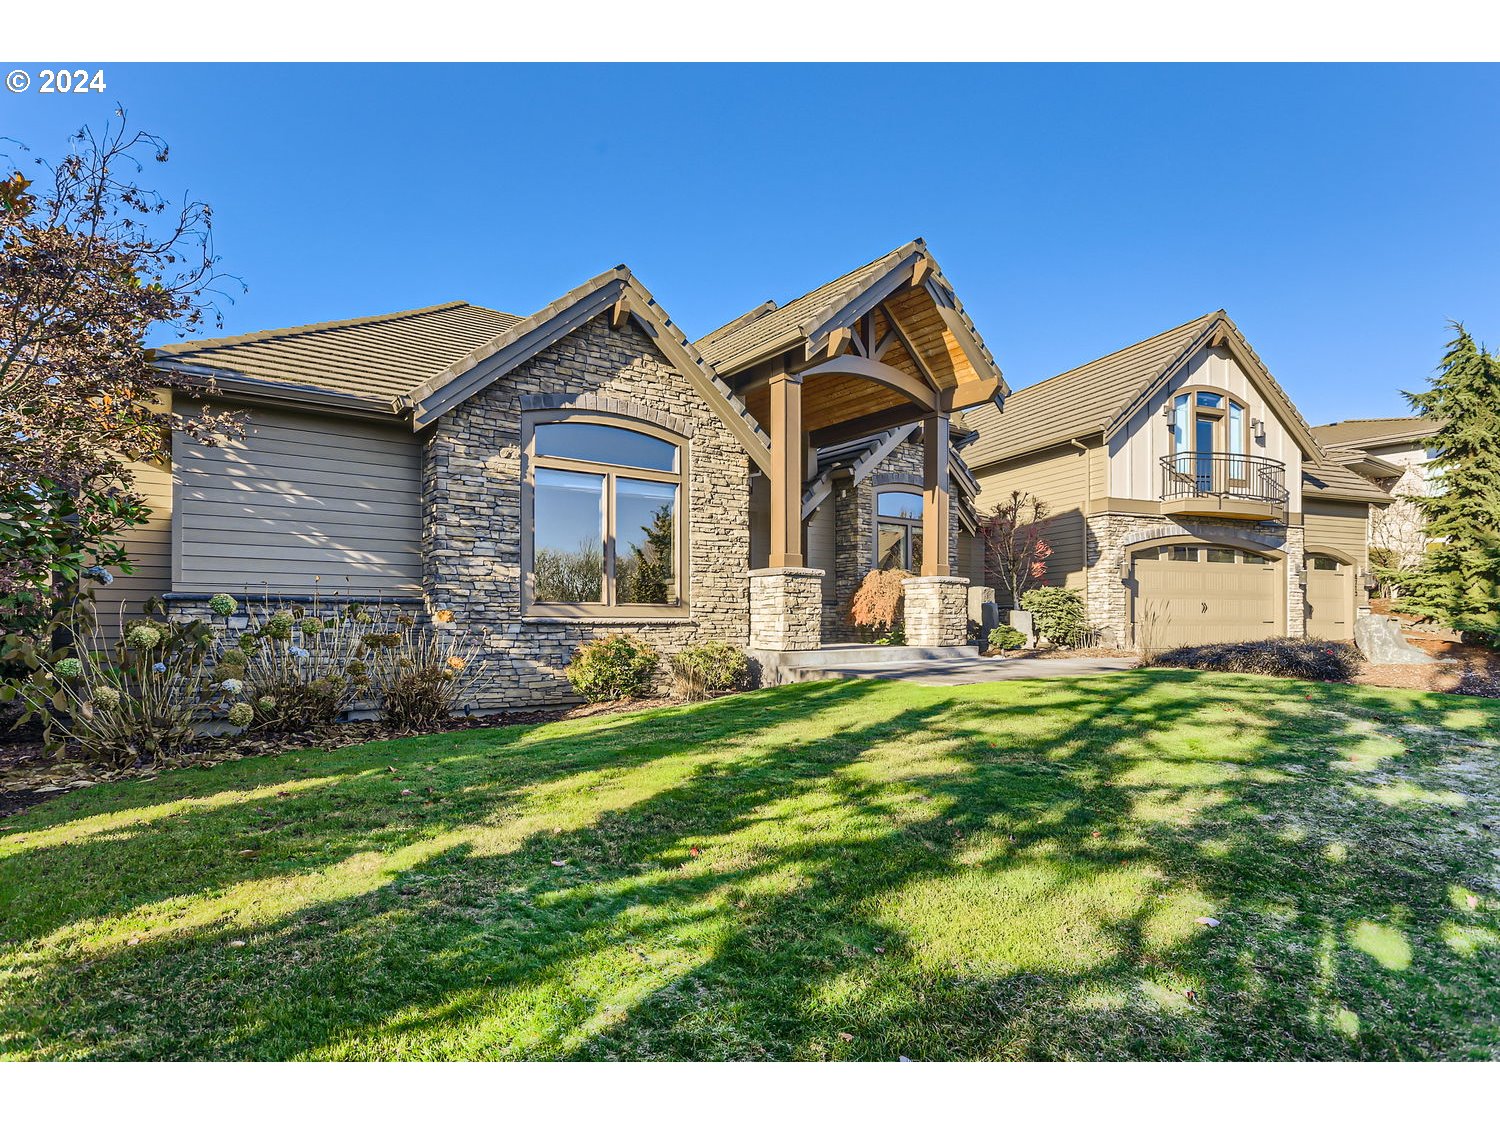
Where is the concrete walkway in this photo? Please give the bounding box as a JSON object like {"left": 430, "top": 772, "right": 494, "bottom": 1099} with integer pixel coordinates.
{"left": 810, "top": 653, "right": 1138, "bottom": 686}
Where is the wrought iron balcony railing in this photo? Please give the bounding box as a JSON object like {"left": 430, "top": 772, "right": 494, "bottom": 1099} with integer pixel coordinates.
{"left": 1159, "top": 451, "right": 1288, "bottom": 511}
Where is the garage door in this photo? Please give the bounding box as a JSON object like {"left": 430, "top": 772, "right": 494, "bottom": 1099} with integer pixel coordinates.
{"left": 1132, "top": 544, "right": 1281, "bottom": 648}
{"left": 1305, "top": 554, "right": 1355, "bottom": 640}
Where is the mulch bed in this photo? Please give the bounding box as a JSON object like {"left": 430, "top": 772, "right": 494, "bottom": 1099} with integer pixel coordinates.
{"left": 0, "top": 694, "right": 685, "bottom": 820}
{"left": 1354, "top": 633, "right": 1500, "bottom": 698}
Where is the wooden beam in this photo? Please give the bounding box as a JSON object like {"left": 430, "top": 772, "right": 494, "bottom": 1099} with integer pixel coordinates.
{"left": 808, "top": 403, "right": 930, "bottom": 448}
{"left": 940, "top": 380, "right": 1002, "bottom": 412}
{"left": 922, "top": 414, "right": 951, "bottom": 577}
{"left": 910, "top": 256, "right": 932, "bottom": 290}
{"left": 871, "top": 326, "right": 897, "bottom": 362}
{"left": 801, "top": 354, "right": 939, "bottom": 411}
{"left": 877, "top": 301, "right": 942, "bottom": 390}
{"left": 768, "top": 370, "right": 804, "bottom": 568}
{"left": 609, "top": 295, "right": 630, "bottom": 330}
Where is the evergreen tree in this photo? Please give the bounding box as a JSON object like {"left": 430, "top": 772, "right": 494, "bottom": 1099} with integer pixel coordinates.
{"left": 1399, "top": 324, "right": 1500, "bottom": 645}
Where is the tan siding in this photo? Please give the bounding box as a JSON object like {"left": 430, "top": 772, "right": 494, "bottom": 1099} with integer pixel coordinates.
{"left": 1304, "top": 498, "right": 1372, "bottom": 607}
{"left": 173, "top": 405, "right": 422, "bottom": 595}
{"left": 956, "top": 530, "right": 986, "bottom": 586}
{"left": 93, "top": 457, "right": 173, "bottom": 639}
{"left": 972, "top": 443, "right": 1091, "bottom": 606}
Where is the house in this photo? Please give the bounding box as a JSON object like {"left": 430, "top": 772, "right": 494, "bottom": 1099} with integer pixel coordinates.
{"left": 961, "top": 311, "right": 1393, "bottom": 649}
{"left": 1310, "top": 416, "right": 1441, "bottom": 571}
{"left": 101, "top": 241, "right": 1006, "bottom": 708}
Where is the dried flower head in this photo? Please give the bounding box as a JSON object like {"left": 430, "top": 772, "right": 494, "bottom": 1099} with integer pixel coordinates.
{"left": 227, "top": 701, "right": 254, "bottom": 727}
{"left": 93, "top": 684, "right": 121, "bottom": 708}
{"left": 220, "top": 678, "right": 243, "bottom": 694}
{"left": 54, "top": 657, "right": 83, "bottom": 679}
{"left": 433, "top": 609, "right": 455, "bottom": 624}
{"left": 126, "top": 624, "right": 162, "bottom": 649}
{"left": 446, "top": 656, "right": 466, "bottom": 671}
{"left": 207, "top": 593, "right": 238, "bottom": 616}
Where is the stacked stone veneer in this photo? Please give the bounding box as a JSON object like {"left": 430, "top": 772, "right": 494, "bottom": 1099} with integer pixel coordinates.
{"left": 1083, "top": 512, "right": 1307, "bottom": 648}
{"left": 901, "top": 576, "right": 971, "bottom": 646}
{"left": 826, "top": 438, "right": 962, "bottom": 643}
{"left": 748, "top": 568, "right": 824, "bottom": 651}
{"left": 422, "top": 316, "right": 750, "bottom": 709}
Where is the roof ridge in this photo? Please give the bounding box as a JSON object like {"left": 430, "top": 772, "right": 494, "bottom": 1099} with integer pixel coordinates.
{"left": 155, "top": 300, "right": 489, "bottom": 355}
{"left": 1005, "top": 310, "right": 1221, "bottom": 400}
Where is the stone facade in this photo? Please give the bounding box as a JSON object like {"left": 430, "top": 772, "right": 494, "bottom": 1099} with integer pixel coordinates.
{"left": 748, "top": 568, "right": 824, "bottom": 651}
{"left": 902, "top": 576, "right": 971, "bottom": 646}
{"left": 826, "top": 437, "right": 963, "bottom": 643}
{"left": 422, "top": 316, "right": 751, "bottom": 709}
{"left": 1083, "top": 512, "right": 1307, "bottom": 647}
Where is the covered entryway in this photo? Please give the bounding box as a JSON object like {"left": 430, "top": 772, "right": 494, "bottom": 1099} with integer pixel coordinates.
{"left": 1304, "top": 551, "right": 1356, "bottom": 640}
{"left": 1130, "top": 542, "right": 1282, "bottom": 648}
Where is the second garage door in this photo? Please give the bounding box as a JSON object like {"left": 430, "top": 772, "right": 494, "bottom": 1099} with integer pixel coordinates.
{"left": 1132, "top": 544, "right": 1281, "bottom": 648}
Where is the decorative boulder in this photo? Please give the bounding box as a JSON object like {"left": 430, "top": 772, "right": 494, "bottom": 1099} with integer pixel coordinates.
{"left": 968, "top": 586, "right": 1001, "bottom": 637}
{"left": 1354, "top": 614, "right": 1437, "bottom": 665}
{"left": 1006, "top": 608, "right": 1037, "bottom": 649}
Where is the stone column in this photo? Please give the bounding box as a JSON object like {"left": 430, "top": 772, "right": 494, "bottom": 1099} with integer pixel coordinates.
{"left": 748, "top": 567, "right": 825, "bottom": 651}
{"left": 902, "top": 575, "right": 971, "bottom": 647}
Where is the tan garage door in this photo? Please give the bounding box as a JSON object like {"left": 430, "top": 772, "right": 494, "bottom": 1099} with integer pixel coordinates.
{"left": 1132, "top": 544, "right": 1281, "bottom": 648}
{"left": 1305, "top": 554, "right": 1355, "bottom": 640}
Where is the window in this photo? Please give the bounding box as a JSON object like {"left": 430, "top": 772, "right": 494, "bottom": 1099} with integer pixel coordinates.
{"left": 1170, "top": 389, "right": 1251, "bottom": 489}
{"left": 1159, "top": 545, "right": 1271, "bottom": 564}
{"left": 876, "top": 489, "right": 924, "bottom": 571}
{"left": 525, "top": 418, "right": 684, "bottom": 613}
{"left": 1309, "top": 555, "right": 1342, "bottom": 572}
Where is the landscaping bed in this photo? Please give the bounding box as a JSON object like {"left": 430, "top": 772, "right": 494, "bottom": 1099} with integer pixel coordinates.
{"left": 3, "top": 671, "right": 1497, "bottom": 1061}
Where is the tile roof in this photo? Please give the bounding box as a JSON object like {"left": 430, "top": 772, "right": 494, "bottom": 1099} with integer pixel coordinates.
{"left": 962, "top": 311, "right": 1221, "bottom": 468}
{"left": 695, "top": 243, "right": 920, "bottom": 371}
{"left": 154, "top": 301, "right": 523, "bottom": 405}
{"left": 1310, "top": 416, "right": 1441, "bottom": 448}
{"left": 1301, "top": 459, "right": 1394, "bottom": 504}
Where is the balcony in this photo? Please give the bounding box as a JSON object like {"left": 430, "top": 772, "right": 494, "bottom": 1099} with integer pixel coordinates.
{"left": 1159, "top": 452, "right": 1288, "bottom": 521}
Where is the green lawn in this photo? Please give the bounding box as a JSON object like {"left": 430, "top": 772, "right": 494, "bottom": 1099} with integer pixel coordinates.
{"left": 2, "top": 670, "right": 1497, "bottom": 1060}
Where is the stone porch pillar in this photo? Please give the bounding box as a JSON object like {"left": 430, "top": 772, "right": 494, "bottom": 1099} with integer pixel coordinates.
{"left": 902, "top": 575, "right": 970, "bottom": 646}
{"left": 748, "top": 567, "right": 825, "bottom": 651}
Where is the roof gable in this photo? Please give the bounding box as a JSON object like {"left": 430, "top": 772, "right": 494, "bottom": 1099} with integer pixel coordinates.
{"left": 400, "top": 268, "right": 773, "bottom": 472}
{"left": 964, "top": 310, "right": 1323, "bottom": 470}
{"left": 696, "top": 239, "right": 1007, "bottom": 396}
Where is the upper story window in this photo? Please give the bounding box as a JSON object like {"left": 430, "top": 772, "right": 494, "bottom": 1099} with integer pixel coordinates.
{"left": 524, "top": 418, "right": 685, "bottom": 614}
{"left": 876, "top": 489, "right": 924, "bottom": 571}
{"left": 1171, "top": 388, "right": 1252, "bottom": 486}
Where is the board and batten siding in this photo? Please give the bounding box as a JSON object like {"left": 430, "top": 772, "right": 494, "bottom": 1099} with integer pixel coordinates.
{"left": 1107, "top": 345, "right": 1305, "bottom": 515}
{"left": 1304, "top": 498, "right": 1373, "bottom": 607}
{"left": 172, "top": 405, "right": 423, "bottom": 596}
{"left": 94, "top": 456, "right": 174, "bottom": 639}
{"left": 971, "top": 442, "right": 1092, "bottom": 605}
{"left": 805, "top": 498, "right": 837, "bottom": 607}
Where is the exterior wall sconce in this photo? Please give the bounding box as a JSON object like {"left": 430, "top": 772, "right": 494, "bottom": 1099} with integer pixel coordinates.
{"left": 1250, "top": 417, "right": 1267, "bottom": 439}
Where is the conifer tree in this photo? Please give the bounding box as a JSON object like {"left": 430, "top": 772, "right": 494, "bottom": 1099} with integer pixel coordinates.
{"left": 1399, "top": 325, "right": 1500, "bottom": 645}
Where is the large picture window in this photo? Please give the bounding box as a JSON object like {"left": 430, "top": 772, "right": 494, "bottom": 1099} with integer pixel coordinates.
{"left": 525, "top": 418, "right": 684, "bottom": 613}
{"left": 875, "top": 489, "right": 924, "bottom": 571}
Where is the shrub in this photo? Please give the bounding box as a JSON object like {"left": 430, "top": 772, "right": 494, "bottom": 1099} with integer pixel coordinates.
{"left": 0, "top": 599, "right": 233, "bottom": 765}
{"left": 370, "top": 626, "right": 490, "bottom": 731}
{"left": 1148, "top": 638, "right": 1362, "bottom": 682}
{"left": 848, "top": 568, "right": 909, "bottom": 641}
{"left": 987, "top": 625, "right": 1028, "bottom": 652}
{"left": 668, "top": 641, "right": 749, "bottom": 700}
{"left": 1020, "top": 586, "right": 1092, "bottom": 647}
{"left": 566, "top": 633, "right": 660, "bottom": 702}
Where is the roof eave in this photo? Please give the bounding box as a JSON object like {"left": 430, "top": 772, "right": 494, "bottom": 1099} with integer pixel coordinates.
{"left": 152, "top": 360, "right": 404, "bottom": 420}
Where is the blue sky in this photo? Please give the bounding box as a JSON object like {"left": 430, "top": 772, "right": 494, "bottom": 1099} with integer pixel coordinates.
{"left": 5, "top": 63, "right": 1498, "bottom": 423}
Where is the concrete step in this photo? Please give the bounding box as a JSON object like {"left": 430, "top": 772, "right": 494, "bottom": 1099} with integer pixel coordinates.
{"left": 749, "top": 644, "right": 980, "bottom": 685}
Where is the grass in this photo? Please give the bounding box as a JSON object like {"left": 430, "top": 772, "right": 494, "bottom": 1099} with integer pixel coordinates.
{"left": 1, "top": 669, "right": 1498, "bottom": 1061}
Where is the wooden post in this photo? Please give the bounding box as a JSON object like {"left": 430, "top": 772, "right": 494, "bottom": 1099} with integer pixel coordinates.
{"left": 922, "top": 414, "right": 951, "bottom": 577}
{"left": 769, "top": 370, "right": 804, "bottom": 568}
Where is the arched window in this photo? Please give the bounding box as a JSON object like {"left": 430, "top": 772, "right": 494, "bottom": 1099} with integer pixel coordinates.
{"left": 875, "top": 488, "right": 924, "bottom": 571}
{"left": 523, "top": 416, "right": 686, "bottom": 615}
{"left": 1170, "top": 389, "right": 1251, "bottom": 488}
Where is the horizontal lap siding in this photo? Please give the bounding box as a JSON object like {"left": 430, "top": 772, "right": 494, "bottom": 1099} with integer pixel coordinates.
{"left": 1304, "top": 498, "right": 1371, "bottom": 608}
{"left": 173, "top": 405, "right": 423, "bottom": 596}
{"left": 972, "top": 444, "right": 1091, "bottom": 606}
{"left": 95, "top": 457, "right": 173, "bottom": 640}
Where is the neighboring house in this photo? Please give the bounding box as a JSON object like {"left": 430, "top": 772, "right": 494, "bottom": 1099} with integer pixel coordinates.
{"left": 962, "top": 311, "right": 1392, "bottom": 649}
{"left": 1310, "top": 416, "right": 1442, "bottom": 571}
{"left": 100, "top": 241, "right": 1006, "bottom": 708}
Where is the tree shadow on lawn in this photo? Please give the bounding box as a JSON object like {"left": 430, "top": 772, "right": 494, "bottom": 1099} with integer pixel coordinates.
{"left": 2, "top": 672, "right": 1498, "bottom": 1060}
